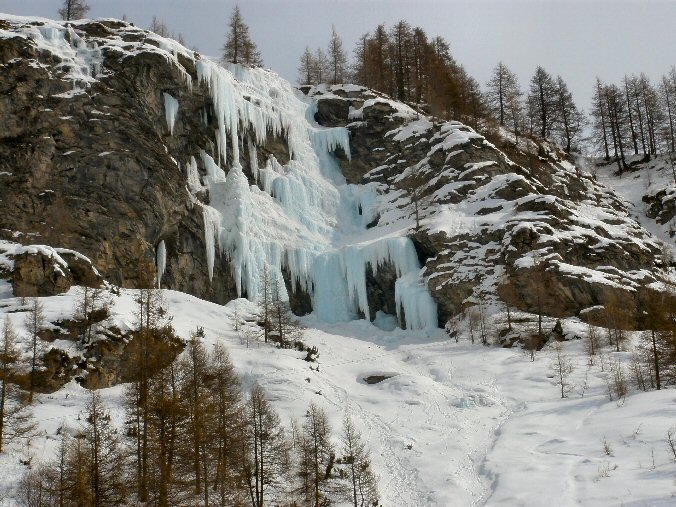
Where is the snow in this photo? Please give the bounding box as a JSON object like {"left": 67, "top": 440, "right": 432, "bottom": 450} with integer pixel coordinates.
{"left": 1, "top": 287, "right": 674, "bottom": 506}
{"left": 590, "top": 154, "right": 676, "bottom": 256}
{"left": 162, "top": 92, "right": 179, "bottom": 135}
{"left": 16, "top": 21, "right": 103, "bottom": 94}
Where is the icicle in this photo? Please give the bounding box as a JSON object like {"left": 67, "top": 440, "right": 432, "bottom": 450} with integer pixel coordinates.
{"left": 395, "top": 274, "right": 438, "bottom": 330}
{"left": 186, "top": 156, "right": 202, "bottom": 193}
{"left": 163, "top": 93, "right": 179, "bottom": 135}
{"left": 202, "top": 206, "right": 221, "bottom": 281}
{"left": 247, "top": 137, "right": 260, "bottom": 182}
{"left": 156, "top": 240, "right": 167, "bottom": 287}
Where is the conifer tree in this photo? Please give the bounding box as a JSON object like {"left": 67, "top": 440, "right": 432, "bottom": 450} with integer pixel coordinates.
{"left": 0, "top": 318, "right": 34, "bottom": 453}
{"left": 327, "top": 25, "right": 348, "bottom": 85}
{"left": 210, "top": 343, "right": 245, "bottom": 505}
{"left": 58, "top": 0, "right": 90, "bottom": 21}
{"left": 80, "top": 391, "right": 128, "bottom": 507}
{"left": 527, "top": 66, "right": 557, "bottom": 138}
{"left": 553, "top": 75, "right": 585, "bottom": 152}
{"left": 24, "top": 298, "right": 45, "bottom": 403}
{"left": 341, "top": 415, "right": 378, "bottom": 507}
{"left": 178, "top": 328, "right": 212, "bottom": 500}
{"left": 390, "top": 20, "right": 413, "bottom": 102}
{"left": 486, "top": 62, "right": 521, "bottom": 128}
{"left": 126, "top": 257, "right": 174, "bottom": 503}
{"left": 244, "top": 384, "right": 288, "bottom": 507}
{"left": 298, "top": 403, "right": 334, "bottom": 507}
{"left": 223, "top": 5, "right": 263, "bottom": 66}
{"left": 298, "top": 46, "right": 315, "bottom": 86}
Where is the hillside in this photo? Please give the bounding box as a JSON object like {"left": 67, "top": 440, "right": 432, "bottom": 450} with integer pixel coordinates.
{"left": 0, "top": 13, "right": 675, "bottom": 507}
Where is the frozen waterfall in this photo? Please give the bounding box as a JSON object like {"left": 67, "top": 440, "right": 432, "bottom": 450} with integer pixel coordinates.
{"left": 193, "top": 60, "right": 437, "bottom": 330}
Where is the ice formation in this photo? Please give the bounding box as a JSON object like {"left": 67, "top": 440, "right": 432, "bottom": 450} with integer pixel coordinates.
{"left": 29, "top": 25, "right": 102, "bottom": 93}
{"left": 156, "top": 240, "right": 167, "bottom": 287}
{"left": 190, "top": 56, "right": 436, "bottom": 329}
{"left": 163, "top": 93, "right": 179, "bottom": 135}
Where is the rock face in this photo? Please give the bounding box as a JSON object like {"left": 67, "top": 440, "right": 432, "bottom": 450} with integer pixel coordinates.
{"left": 0, "top": 16, "right": 670, "bottom": 331}
{"left": 0, "top": 17, "right": 241, "bottom": 302}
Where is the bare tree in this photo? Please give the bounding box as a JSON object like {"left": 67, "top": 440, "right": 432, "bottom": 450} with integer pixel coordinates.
{"left": 270, "top": 278, "right": 304, "bottom": 348}
{"left": 585, "top": 323, "right": 601, "bottom": 366}
{"left": 591, "top": 78, "right": 611, "bottom": 160}
{"left": 552, "top": 341, "right": 574, "bottom": 398}
{"left": 527, "top": 66, "right": 557, "bottom": 138}
{"left": 58, "top": 0, "right": 90, "bottom": 21}
{"left": 255, "top": 264, "right": 274, "bottom": 343}
{"left": 552, "top": 75, "right": 585, "bottom": 152}
{"left": 313, "top": 48, "right": 329, "bottom": 84}
{"left": 149, "top": 16, "right": 170, "bottom": 37}
{"left": 467, "top": 307, "right": 480, "bottom": 345}
{"left": 24, "top": 298, "right": 45, "bottom": 403}
{"left": 73, "top": 286, "right": 111, "bottom": 346}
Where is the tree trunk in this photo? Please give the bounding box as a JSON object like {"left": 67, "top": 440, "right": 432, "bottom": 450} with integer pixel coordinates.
{"left": 652, "top": 330, "right": 661, "bottom": 390}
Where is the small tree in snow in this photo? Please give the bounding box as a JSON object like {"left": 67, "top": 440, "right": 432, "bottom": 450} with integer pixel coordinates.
{"left": 551, "top": 341, "right": 573, "bottom": 398}
{"left": 73, "top": 286, "right": 111, "bottom": 346}
{"left": 24, "top": 298, "right": 45, "bottom": 404}
{"left": 585, "top": 323, "right": 601, "bottom": 366}
{"left": 467, "top": 307, "right": 480, "bottom": 345}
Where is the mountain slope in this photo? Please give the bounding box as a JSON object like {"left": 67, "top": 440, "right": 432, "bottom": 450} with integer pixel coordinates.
{"left": 0, "top": 13, "right": 676, "bottom": 507}
{"left": 0, "top": 15, "right": 671, "bottom": 334}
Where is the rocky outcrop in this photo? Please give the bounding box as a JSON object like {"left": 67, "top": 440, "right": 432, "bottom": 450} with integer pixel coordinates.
{"left": 309, "top": 85, "right": 667, "bottom": 325}
{"left": 0, "top": 17, "right": 246, "bottom": 302}
{"left": 12, "top": 315, "right": 184, "bottom": 393}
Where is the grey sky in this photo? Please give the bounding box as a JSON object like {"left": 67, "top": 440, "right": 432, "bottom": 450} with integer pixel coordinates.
{"left": 3, "top": 1, "right": 676, "bottom": 113}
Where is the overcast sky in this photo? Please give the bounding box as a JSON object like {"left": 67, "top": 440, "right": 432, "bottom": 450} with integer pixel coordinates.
{"left": 3, "top": 1, "right": 676, "bottom": 111}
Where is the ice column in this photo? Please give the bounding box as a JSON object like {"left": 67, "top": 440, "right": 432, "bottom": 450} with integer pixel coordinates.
{"left": 163, "top": 93, "right": 179, "bottom": 135}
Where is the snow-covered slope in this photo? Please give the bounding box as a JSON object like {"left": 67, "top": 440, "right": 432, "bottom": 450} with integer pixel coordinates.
{"left": 589, "top": 154, "right": 675, "bottom": 257}
{"left": 1, "top": 286, "right": 675, "bottom": 506}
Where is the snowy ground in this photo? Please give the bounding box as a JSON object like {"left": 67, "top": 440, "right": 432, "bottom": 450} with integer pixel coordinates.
{"left": 0, "top": 287, "right": 675, "bottom": 506}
